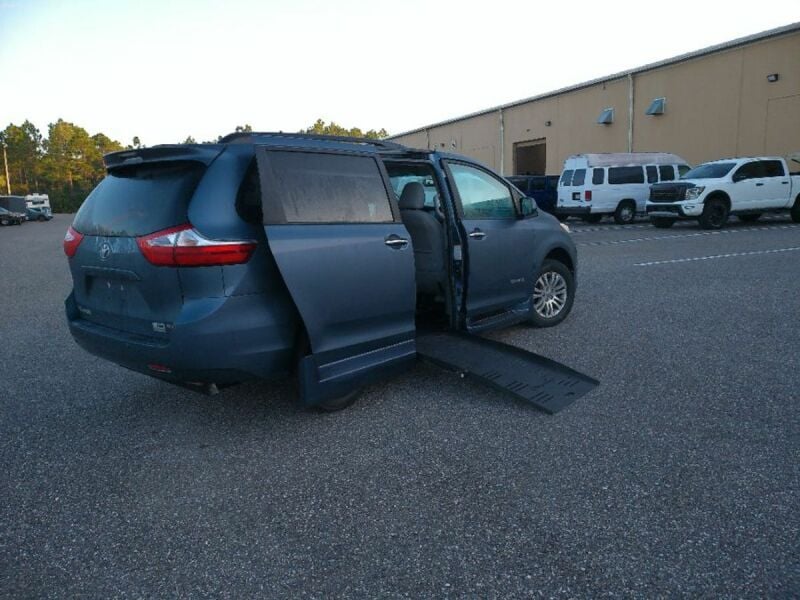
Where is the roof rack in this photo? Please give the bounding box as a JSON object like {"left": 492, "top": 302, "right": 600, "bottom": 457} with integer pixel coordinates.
{"left": 219, "top": 131, "right": 407, "bottom": 150}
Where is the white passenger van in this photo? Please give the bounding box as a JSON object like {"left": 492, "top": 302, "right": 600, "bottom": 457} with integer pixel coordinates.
{"left": 555, "top": 153, "right": 690, "bottom": 224}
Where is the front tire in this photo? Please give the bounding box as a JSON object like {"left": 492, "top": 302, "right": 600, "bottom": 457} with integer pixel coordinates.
{"left": 614, "top": 200, "right": 637, "bottom": 225}
{"left": 651, "top": 217, "right": 676, "bottom": 229}
{"left": 528, "top": 259, "right": 575, "bottom": 328}
{"left": 791, "top": 197, "right": 800, "bottom": 223}
{"left": 699, "top": 198, "right": 729, "bottom": 230}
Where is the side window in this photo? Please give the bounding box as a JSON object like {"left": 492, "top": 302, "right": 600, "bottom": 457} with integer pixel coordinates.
{"left": 449, "top": 163, "right": 516, "bottom": 219}
{"left": 677, "top": 165, "right": 690, "bottom": 178}
{"left": 386, "top": 163, "right": 440, "bottom": 209}
{"left": 236, "top": 161, "right": 263, "bottom": 224}
{"left": 659, "top": 165, "right": 676, "bottom": 181}
{"left": 608, "top": 167, "right": 645, "bottom": 185}
{"left": 763, "top": 160, "right": 785, "bottom": 177}
{"left": 646, "top": 166, "right": 658, "bottom": 183}
{"left": 560, "top": 170, "right": 574, "bottom": 187}
{"left": 572, "top": 169, "right": 586, "bottom": 186}
{"left": 734, "top": 161, "right": 766, "bottom": 181}
{"left": 592, "top": 168, "right": 604, "bottom": 185}
{"left": 264, "top": 151, "right": 394, "bottom": 224}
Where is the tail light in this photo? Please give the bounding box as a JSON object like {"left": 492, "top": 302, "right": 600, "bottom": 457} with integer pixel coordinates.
{"left": 63, "top": 226, "right": 84, "bottom": 257}
{"left": 137, "top": 224, "right": 257, "bottom": 267}
{"left": 584, "top": 190, "right": 593, "bottom": 201}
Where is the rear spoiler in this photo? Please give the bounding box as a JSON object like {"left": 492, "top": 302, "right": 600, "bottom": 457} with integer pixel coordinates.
{"left": 103, "top": 144, "right": 224, "bottom": 170}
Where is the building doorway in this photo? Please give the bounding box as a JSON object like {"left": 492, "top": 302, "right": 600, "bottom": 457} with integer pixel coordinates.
{"left": 514, "top": 139, "right": 547, "bottom": 175}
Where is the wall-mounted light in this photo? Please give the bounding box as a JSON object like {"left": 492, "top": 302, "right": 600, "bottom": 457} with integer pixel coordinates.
{"left": 767, "top": 73, "right": 779, "bottom": 82}
{"left": 545, "top": 120, "right": 552, "bottom": 127}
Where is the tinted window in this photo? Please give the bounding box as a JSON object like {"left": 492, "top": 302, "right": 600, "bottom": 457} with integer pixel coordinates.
{"left": 734, "top": 161, "right": 766, "bottom": 181}
{"left": 265, "top": 151, "right": 393, "bottom": 223}
{"left": 682, "top": 162, "right": 736, "bottom": 179}
{"left": 763, "top": 160, "right": 785, "bottom": 177}
{"left": 236, "top": 161, "right": 262, "bottom": 224}
{"left": 572, "top": 169, "right": 586, "bottom": 186}
{"left": 560, "top": 170, "right": 574, "bottom": 186}
{"left": 73, "top": 161, "right": 204, "bottom": 236}
{"left": 677, "top": 165, "right": 690, "bottom": 177}
{"left": 646, "top": 166, "right": 658, "bottom": 183}
{"left": 529, "top": 178, "right": 546, "bottom": 191}
{"left": 387, "top": 163, "right": 440, "bottom": 209}
{"left": 450, "top": 163, "right": 515, "bottom": 219}
{"left": 592, "top": 168, "right": 604, "bottom": 185}
{"left": 659, "top": 165, "right": 676, "bottom": 181}
{"left": 608, "top": 166, "right": 644, "bottom": 185}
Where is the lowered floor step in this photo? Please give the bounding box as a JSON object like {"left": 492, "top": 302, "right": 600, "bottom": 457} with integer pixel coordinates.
{"left": 416, "top": 332, "right": 598, "bottom": 414}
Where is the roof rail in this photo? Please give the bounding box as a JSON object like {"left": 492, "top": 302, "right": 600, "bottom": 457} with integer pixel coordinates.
{"left": 219, "top": 131, "right": 407, "bottom": 150}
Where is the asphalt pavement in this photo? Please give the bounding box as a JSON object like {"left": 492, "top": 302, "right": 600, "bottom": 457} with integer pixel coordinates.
{"left": 1, "top": 214, "right": 798, "bottom": 597}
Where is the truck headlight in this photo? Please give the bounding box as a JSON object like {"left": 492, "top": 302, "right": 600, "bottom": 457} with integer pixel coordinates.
{"left": 685, "top": 186, "right": 705, "bottom": 200}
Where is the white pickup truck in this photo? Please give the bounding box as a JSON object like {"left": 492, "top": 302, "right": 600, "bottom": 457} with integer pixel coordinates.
{"left": 646, "top": 156, "right": 800, "bottom": 229}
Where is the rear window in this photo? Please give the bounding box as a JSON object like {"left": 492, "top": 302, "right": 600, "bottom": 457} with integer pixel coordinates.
{"left": 73, "top": 162, "right": 205, "bottom": 237}
{"left": 572, "top": 169, "right": 586, "bottom": 186}
{"left": 608, "top": 167, "right": 644, "bottom": 185}
{"left": 263, "top": 151, "right": 394, "bottom": 224}
{"left": 763, "top": 160, "right": 785, "bottom": 177}
{"left": 560, "top": 170, "right": 574, "bottom": 186}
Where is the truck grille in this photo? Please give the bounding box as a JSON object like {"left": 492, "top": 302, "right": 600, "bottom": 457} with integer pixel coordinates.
{"left": 649, "top": 185, "right": 687, "bottom": 203}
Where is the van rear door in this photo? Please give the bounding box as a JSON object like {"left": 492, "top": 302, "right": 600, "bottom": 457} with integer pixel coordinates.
{"left": 257, "top": 148, "right": 417, "bottom": 406}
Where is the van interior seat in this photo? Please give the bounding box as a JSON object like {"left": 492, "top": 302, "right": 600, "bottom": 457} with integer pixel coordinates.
{"left": 398, "top": 182, "right": 446, "bottom": 296}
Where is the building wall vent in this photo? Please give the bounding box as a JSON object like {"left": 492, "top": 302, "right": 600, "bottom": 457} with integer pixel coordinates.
{"left": 646, "top": 97, "right": 666, "bottom": 115}
{"left": 597, "top": 107, "right": 614, "bottom": 125}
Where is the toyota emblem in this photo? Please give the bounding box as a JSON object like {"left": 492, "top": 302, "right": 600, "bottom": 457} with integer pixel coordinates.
{"left": 99, "top": 242, "right": 112, "bottom": 260}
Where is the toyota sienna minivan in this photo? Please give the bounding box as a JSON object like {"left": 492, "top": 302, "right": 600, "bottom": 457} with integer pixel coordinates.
{"left": 65, "top": 132, "right": 580, "bottom": 411}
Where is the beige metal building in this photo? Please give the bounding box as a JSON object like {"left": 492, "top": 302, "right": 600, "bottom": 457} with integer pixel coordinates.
{"left": 389, "top": 23, "right": 800, "bottom": 176}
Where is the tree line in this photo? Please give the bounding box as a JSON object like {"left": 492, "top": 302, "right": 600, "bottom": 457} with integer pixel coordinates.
{"left": 0, "top": 119, "right": 388, "bottom": 213}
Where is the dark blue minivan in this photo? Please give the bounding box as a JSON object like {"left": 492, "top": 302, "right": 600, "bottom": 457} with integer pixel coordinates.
{"left": 65, "top": 133, "right": 582, "bottom": 411}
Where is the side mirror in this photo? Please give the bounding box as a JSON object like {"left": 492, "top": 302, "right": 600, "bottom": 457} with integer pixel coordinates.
{"left": 519, "top": 197, "right": 538, "bottom": 218}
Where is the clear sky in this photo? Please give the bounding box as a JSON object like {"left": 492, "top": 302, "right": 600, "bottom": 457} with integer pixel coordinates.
{"left": 1, "top": 0, "right": 798, "bottom": 145}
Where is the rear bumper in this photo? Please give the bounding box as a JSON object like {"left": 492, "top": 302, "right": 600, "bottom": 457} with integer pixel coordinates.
{"left": 65, "top": 291, "right": 296, "bottom": 385}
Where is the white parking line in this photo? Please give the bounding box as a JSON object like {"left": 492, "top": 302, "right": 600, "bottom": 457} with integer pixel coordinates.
{"left": 578, "top": 224, "right": 800, "bottom": 247}
{"left": 634, "top": 247, "right": 800, "bottom": 266}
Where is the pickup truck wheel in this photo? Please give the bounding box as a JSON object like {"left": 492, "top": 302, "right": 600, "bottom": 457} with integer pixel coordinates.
{"left": 0, "top": 218, "right": 9, "bottom": 226}
{"left": 791, "top": 197, "right": 800, "bottom": 223}
{"left": 699, "top": 198, "right": 729, "bottom": 230}
{"left": 529, "top": 259, "right": 575, "bottom": 328}
{"left": 582, "top": 214, "right": 602, "bottom": 224}
{"left": 614, "top": 200, "right": 636, "bottom": 224}
{"left": 737, "top": 213, "right": 761, "bottom": 223}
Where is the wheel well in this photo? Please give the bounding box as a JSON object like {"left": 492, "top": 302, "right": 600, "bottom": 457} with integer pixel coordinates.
{"left": 618, "top": 198, "right": 636, "bottom": 207}
{"left": 706, "top": 191, "right": 730, "bottom": 209}
{"left": 546, "top": 247, "right": 574, "bottom": 274}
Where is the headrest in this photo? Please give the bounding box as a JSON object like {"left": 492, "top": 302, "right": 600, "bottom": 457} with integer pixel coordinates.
{"left": 398, "top": 182, "right": 425, "bottom": 210}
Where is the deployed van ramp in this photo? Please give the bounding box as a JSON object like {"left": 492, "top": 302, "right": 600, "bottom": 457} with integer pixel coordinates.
{"left": 416, "top": 333, "right": 598, "bottom": 414}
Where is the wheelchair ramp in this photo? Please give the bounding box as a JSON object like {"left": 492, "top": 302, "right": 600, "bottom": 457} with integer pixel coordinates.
{"left": 417, "top": 333, "right": 598, "bottom": 414}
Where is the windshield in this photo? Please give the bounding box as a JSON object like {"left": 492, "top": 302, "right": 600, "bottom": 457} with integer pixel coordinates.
{"left": 681, "top": 162, "right": 736, "bottom": 180}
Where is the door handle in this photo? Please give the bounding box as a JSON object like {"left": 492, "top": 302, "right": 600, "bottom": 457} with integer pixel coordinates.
{"left": 469, "top": 229, "right": 486, "bottom": 240}
{"left": 781, "top": 181, "right": 789, "bottom": 184}
{"left": 755, "top": 182, "right": 764, "bottom": 186}
{"left": 384, "top": 235, "right": 409, "bottom": 249}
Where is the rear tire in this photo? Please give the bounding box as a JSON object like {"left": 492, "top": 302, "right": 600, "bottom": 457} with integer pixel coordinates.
{"left": 737, "top": 213, "right": 761, "bottom": 223}
{"left": 528, "top": 259, "right": 575, "bottom": 328}
{"left": 582, "top": 214, "right": 602, "bottom": 224}
{"left": 614, "top": 200, "right": 637, "bottom": 225}
{"left": 791, "top": 197, "right": 800, "bottom": 223}
{"left": 316, "top": 389, "right": 362, "bottom": 412}
{"left": 699, "top": 198, "right": 729, "bottom": 230}
{"left": 650, "top": 217, "right": 676, "bottom": 229}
